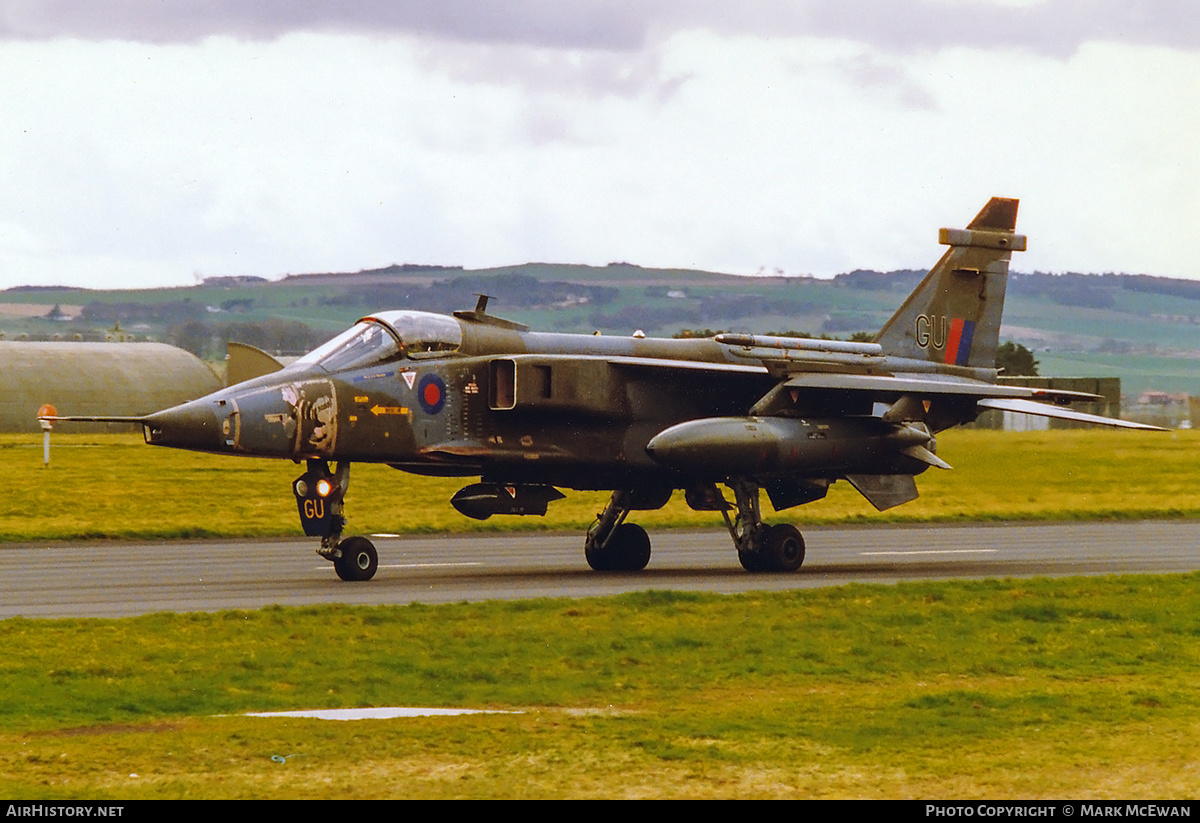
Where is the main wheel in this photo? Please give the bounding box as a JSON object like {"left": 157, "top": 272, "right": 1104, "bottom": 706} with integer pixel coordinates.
{"left": 612, "top": 523, "right": 651, "bottom": 571}
{"left": 584, "top": 537, "right": 610, "bottom": 571}
{"left": 760, "top": 524, "right": 805, "bottom": 572}
{"left": 738, "top": 548, "right": 767, "bottom": 572}
{"left": 585, "top": 523, "right": 651, "bottom": 571}
{"left": 333, "top": 536, "right": 378, "bottom": 581}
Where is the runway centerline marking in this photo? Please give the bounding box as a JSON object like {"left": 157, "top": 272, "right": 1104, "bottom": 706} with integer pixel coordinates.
{"left": 315, "top": 562, "right": 484, "bottom": 571}
{"left": 387, "top": 562, "right": 485, "bottom": 569}
{"left": 860, "top": 549, "right": 999, "bottom": 556}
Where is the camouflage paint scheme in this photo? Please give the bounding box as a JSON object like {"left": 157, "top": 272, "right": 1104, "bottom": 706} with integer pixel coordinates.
{"left": 55, "top": 199, "right": 1160, "bottom": 580}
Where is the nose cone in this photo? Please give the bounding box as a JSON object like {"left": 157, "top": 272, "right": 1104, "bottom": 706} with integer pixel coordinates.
{"left": 143, "top": 375, "right": 342, "bottom": 459}
{"left": 143, "top": 397, "right": 224, "bottom": 452}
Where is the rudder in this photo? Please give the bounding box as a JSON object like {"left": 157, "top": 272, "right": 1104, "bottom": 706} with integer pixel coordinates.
{"left": 874, "top": 197, "right": 1026, "bottom": 369}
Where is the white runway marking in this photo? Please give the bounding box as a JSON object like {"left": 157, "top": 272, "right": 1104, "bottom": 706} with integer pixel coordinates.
{"left": 314, "top": 562, "right": 484, "bottom": 571}
{"left": 860, "top": 549, "right": 999, "bottom": 556}
{"left": 385, "top": 562, "right": 485, "bottom": 569}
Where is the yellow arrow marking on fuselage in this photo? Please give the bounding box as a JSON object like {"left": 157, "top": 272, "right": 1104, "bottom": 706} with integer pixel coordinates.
{"left": 370, "top": 405, "right": 409, "bottom": 416}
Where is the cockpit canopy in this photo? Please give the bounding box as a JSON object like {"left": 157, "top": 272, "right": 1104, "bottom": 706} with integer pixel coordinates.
{"left": 295, "top": 311, "right": 462, "bottom": 373}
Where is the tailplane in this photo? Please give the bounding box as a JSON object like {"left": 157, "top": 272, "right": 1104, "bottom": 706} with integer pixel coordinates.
{"left": 874, "top": 197, "right": 1025, "bottom": 369}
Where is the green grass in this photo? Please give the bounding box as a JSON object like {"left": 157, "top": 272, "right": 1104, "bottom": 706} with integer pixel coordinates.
{"left": 7, "top": 428, "right": 1200, "bottom": 542}
{"left": 3, "top": 578, "right": 1200, "bottom": 798}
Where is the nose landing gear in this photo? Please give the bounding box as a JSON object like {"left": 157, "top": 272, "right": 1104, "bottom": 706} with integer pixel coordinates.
{"left": 294, "top": 460, "right": 379, "bottom": 582}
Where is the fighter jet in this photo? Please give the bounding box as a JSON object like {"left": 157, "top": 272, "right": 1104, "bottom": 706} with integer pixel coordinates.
{"left": 45, "top": 198, "right": 1159, "bottom": 580}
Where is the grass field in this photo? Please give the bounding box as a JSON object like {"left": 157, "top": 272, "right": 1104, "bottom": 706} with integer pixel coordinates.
{"left": 6, "top": 428, "right": 1200, "bottom": 798}
{"left": 7, "top": 428, "right": 1200, "bottom": 542}
{"left": 4, "top": 578, "right": 1200, "bottom": 799}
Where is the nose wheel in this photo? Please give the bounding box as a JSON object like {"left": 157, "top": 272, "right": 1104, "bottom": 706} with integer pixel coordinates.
{"left": 332, "top": 535, "right": 379, "bottom": 582}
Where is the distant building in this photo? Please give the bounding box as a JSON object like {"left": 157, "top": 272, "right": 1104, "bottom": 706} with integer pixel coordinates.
{"left": 974, "top": 376, "right": 1122, "bottom": 430}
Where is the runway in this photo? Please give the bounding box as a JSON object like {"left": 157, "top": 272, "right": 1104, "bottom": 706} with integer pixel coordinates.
{"left": 3, "top": 520, "right": 1199, "bottom": 618}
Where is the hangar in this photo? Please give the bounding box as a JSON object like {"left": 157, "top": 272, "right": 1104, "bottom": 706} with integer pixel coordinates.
{"left": 0, "top": 341, "right": 221, "bottom": 433}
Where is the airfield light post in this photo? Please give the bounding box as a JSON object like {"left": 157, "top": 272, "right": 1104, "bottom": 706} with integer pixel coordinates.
{"left": 37, "top": 404, "right": 55, "bottom": 467}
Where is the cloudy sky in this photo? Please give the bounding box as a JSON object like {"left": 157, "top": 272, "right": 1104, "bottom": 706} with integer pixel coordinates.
{"left": 1, "top": 0, "right": 1197, "bottom": 291}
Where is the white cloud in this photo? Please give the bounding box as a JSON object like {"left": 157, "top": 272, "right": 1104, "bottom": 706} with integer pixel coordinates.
{"left": 0, "top": 5, "right": 1196, "bottom": 290}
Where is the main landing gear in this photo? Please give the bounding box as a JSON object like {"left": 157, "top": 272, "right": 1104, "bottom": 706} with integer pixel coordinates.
{"left": 293, "top": 460, "right": 379, "bottom": 582}
{"left": 722, "top": 479, "right": 806, "bottom": 573}
{"left": 583, "top": 482, "right": 806, "bottom": 573}
{"left": 585, "top": 490, "right": 652, "bottom": 572}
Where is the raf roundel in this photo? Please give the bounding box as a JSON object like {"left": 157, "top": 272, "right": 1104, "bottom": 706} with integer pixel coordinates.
{"left": 417, "top": 373, "right": 446, "bottom": 415}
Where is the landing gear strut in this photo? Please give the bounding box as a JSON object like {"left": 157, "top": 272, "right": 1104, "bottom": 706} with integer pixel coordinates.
{"left": 722, "top": 480, "right": 806, "bottom": 573}
{"left": 293, "top": 460, "right": 379, "bottom": 582}
{"left": 585, "top": 490, "right": 652, "bottom": 571}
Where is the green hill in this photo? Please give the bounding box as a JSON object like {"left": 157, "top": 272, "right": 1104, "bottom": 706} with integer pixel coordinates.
{"left": 4, "top": 265, "right": 1199, "bottom": 395}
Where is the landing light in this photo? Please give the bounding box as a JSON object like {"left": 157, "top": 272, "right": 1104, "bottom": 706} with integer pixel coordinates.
{"left": 294, "top": 474, "right": 336, "bottom": 499}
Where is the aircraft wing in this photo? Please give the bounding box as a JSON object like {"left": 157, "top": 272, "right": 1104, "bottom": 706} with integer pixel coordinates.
{"left": 776, "top": 372, "right": 1094, "bottom": 401}
{"left": 774, "top": 372, "right": 1163, "bottom": 430}
{"left": 976, "top": 398, "right": 1165, "bottom": 430}
{"left": 606, "top": 358, "right": 1158, "bottom": 429}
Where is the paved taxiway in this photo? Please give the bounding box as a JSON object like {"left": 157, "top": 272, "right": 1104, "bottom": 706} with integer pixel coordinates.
{"left": 3, "top": 520, "right": 1198, "bottom": 618}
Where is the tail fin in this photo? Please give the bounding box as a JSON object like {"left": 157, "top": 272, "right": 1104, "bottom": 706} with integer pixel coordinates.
{"left": 874, "top": 197, "right": 1025, "bottom": 369}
